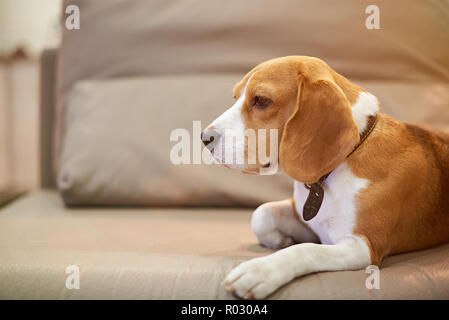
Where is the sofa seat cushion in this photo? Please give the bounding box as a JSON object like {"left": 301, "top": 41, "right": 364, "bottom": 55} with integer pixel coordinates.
{"left": 1, "top": 191, "right": 449, "bottom": 299}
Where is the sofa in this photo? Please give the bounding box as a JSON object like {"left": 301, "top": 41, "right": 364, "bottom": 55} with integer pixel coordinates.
{"left": 1, "top": 0, "right": 449, "bottom": 299}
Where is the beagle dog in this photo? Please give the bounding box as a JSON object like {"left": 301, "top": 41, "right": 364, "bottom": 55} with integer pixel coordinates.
{"left": 201, "top": 56, "right": 449, "bottom": 299}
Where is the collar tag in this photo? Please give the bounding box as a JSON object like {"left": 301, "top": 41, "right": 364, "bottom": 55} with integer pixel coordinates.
{"left": 303, "top": 182, "right": 325, "bottom": 221}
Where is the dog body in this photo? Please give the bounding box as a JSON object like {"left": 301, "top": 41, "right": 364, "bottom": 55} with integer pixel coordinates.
{"left": 202, "top": 56, "right": 449, "bottom": 299}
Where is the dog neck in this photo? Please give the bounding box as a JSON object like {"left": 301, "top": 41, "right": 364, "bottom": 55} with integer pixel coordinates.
{"left": 302, "top": 111, "right": 378, "bottom": 221}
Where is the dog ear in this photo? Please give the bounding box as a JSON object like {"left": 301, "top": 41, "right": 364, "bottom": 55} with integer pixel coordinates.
{"left": 279, "top": 75, "right": 359, "bottom": 184}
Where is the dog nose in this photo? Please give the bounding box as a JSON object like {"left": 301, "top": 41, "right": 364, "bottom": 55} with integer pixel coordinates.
{"left": 201, "top": 129, "right": 220, "bottom": 150}
{"left": 201, "top": 132, "right": 213, "bottom": 147}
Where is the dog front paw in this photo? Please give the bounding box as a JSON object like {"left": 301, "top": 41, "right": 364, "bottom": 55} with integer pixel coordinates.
{"left": 223, "top": 257, "right": 289, "bottom": 299}
{"left": 256, "top": 229, "right": 295, "bottom": 249}
{"left": 251, "top": 204, "right": 295, "bottom": 249}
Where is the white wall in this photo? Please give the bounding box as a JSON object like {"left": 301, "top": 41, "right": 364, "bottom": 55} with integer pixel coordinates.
{"left": 0, "top": 61, "right": 41, "bottom": 190}
{"left": 0, "top": 0, "right": 62, "bottom": 57}
{"left": 0, "top": 0, "right": 62, "bottom": 190}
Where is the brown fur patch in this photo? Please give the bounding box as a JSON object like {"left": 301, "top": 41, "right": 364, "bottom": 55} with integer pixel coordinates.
{"left": 349, "top": 115, "right": 449, "bottom": 265}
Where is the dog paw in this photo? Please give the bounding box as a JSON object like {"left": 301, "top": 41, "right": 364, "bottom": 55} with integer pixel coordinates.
{"left": 223, "top": 257, "right": 287, "bottom": 299}
{"left": 251, "top": 205, "right": 295, "bottom": 249}
{"left": 256, "top": 229, "right": 295, "bottom": 249}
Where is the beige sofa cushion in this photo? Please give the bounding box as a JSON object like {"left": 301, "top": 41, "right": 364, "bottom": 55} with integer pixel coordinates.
{"left": 58, "top": 73, "right": 449, "bottom": 205}
{"left": 1, "top": 191, "right": 449, "bottom": 299}
{"left": 360, "top": 81, "right": 449, "bottom": 132}
{"left": 58, "top": 74, "right": 292, "bottom": 206}
{"left": 58, "top": 0, "right": 449, "bottom": 96}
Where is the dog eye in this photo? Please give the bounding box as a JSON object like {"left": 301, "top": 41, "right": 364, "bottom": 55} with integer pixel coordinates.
{"left": 253, "top": 96, "right": 272, "bottom": 110}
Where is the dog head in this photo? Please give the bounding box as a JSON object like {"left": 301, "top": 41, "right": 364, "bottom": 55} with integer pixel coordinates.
{"left": 202, "top": 56, "right": 375, "bottom": 183}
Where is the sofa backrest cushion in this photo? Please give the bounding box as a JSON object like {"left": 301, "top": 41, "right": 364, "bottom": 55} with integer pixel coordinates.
{"left": 58, "top": 0, "right": 449, "bottom": 97}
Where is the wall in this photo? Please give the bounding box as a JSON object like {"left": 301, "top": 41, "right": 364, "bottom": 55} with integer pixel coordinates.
{"left": 0, "top": 0, "right": 61, "bottom": 57}
{"left": 0, "top": 0, "right": 61, "bottom": 191}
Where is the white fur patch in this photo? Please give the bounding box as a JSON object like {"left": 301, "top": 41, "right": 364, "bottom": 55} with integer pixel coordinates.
{"left": 251, "top": 199, "right": 319, "bottom": 249}
{"left": 205, "top": 73, "right": 257, "bottom": 169}
{"left": 225, "top": 165, "right": 372, "bottom": 299}
{"left": 227, "top": 163, "right": 372, "bottom": 299}
{"left": 224, "top": 235, "right": 371, "bottom": 299}
{"left": 293, "top": 162, "right": 369, "bottom": 244}
{"left": 352, "top": 91, "right": 379, "bottom": 134}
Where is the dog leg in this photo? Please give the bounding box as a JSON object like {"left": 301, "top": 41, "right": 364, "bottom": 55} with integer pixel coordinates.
{"left": 251, "top": 199, "right": 319, "bottom": 249}
{"left": 224, "top": 235, "right": 371, "bottom": 299}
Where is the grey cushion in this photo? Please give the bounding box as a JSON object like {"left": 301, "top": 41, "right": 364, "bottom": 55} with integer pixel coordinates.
{"left": 58, "top": 74, "right": 449, "bottom": 205}
{"left": 58, "top": 75, "right": 292, "bottom": 206}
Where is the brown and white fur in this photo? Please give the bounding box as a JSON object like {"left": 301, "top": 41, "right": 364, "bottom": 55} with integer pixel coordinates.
{"left": 202, "top": 56, "right": 449, "bottom": 299}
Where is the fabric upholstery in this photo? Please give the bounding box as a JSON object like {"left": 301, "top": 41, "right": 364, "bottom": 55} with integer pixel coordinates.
{"left": 57, "top": 0, "right": 449, "bottom": 94}
{"left": 1, "top": 191, "right": 448, "bottom": 299}
{"left": 359, "top": 81, "right": 449, "bottom": 132}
